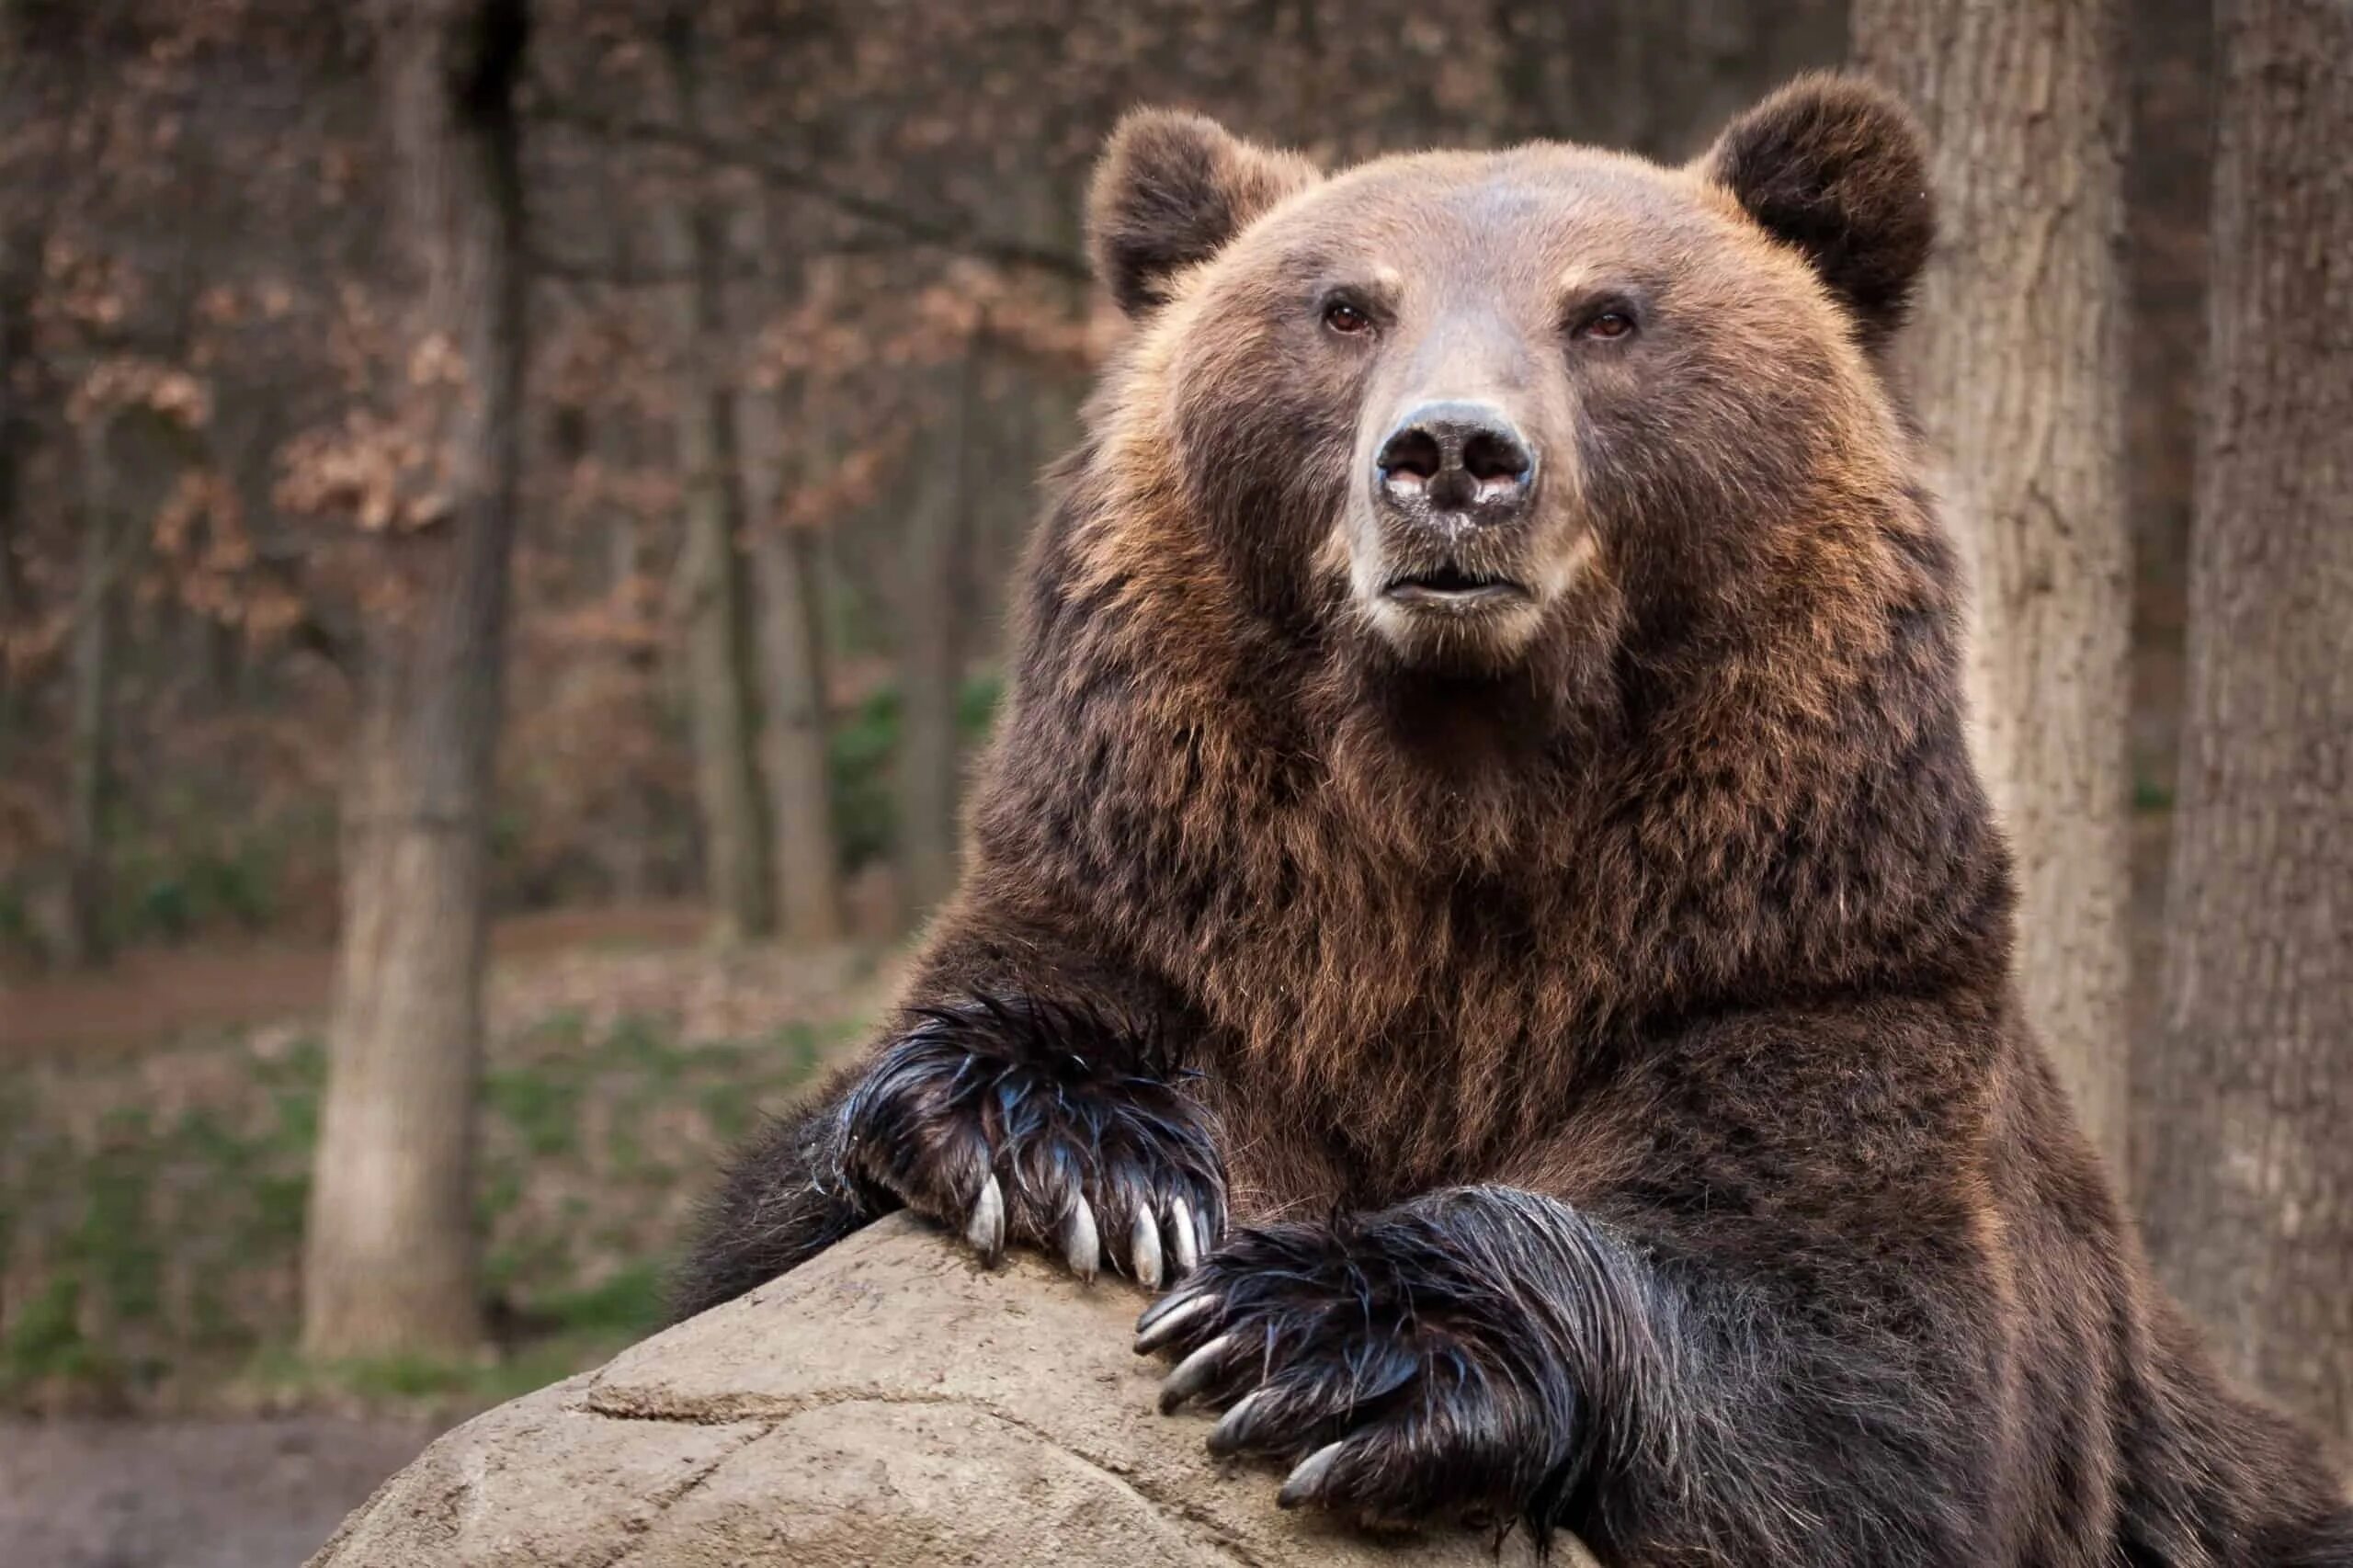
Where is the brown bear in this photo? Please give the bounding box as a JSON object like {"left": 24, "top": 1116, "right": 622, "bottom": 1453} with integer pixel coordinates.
{"left": 675, "top": 75, "right": 2353, "bottom": 1565}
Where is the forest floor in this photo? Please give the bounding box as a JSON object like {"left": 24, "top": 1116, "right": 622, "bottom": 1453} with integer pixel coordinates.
{"left": 3, "top": 903, "right": 755, "bottom": 1059}
{"left": 0, "top": 914, "right": 902, "bottom": 1566}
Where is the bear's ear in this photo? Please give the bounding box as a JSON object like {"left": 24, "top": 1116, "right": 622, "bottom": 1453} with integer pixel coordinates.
{"left": 1697, "top": 74, "right": 1936, "bottom": 347}
{"left": 1087, "top": 109, "right": 1321, "bottom": 317}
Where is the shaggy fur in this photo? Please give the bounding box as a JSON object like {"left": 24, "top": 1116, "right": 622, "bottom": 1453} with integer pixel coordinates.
{"left": 675, "top": 74, "right": 2353, "bottom": 1564}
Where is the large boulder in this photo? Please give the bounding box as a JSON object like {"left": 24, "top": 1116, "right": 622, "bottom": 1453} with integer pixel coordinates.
{"left": 310, "top": 1213, "right": 1596, "bottom": 1566}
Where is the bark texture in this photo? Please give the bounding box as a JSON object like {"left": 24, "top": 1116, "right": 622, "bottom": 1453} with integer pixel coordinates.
{"left": 2135, "top": 0, "right": 2353, "bottom": 1443}
{"left": 0, "top": 203, "right": 37, "bottom": 755}
{"left": 750, "top": 517, "right": 843, "bottom": 944}
{"left": 663, "top": 12, "right": 773, "bottom": 944}
{"left": 1853, "top": 0, "right": 2134, "bottom": 1172}
{"left": 59, "top": 417, "right": 124, "bottom": 967}
{"left": 301, "top": 0, "right": 529, "bottom": 1359}
{"left": 734, "top": 333, "right": 847, "bottom": 947}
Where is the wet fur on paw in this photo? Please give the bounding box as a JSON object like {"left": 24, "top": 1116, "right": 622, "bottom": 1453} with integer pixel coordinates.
{"left": 1137, "top": 1187, "right": 1654, "bottom": 1542}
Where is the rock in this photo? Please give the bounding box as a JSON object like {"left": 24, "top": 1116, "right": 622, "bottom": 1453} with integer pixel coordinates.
{"left": 309, "top": 1213, "right": 1598, "bottom": 1567}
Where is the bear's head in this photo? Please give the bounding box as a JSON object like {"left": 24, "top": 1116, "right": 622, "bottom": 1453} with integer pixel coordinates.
{"left": 1078, "top": 75, "right": 1936, "bottom": 705}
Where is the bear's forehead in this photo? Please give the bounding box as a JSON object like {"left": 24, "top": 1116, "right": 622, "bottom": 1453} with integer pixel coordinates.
{"left": 1241, "top": 149, "right": 1756, "bottom": 290}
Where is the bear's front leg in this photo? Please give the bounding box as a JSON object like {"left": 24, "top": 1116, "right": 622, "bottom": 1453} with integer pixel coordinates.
{"left": 1136, "top": 1185, "right": 1654, "bottom": 1539}
{"left": 825, "top": 994, "right": 1227, "bottom": 1287}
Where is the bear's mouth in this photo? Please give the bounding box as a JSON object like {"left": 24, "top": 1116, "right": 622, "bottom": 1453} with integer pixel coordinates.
{"left": 1381, "top": 562, "right": 1528, "bottom": 607}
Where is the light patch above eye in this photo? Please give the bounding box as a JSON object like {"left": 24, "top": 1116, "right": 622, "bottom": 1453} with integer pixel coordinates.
{"left": 1552, "top": 264, "right": 1605, "bottom": 298}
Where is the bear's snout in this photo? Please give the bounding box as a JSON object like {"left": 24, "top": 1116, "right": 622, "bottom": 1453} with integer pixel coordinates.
{"left": 1373, "top": 400, "right": 1536, "bottom": 533}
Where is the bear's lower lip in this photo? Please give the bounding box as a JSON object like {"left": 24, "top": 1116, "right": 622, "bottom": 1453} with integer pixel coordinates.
{"left": 1383, "top": 577, "right": 1528, "bottom": 608}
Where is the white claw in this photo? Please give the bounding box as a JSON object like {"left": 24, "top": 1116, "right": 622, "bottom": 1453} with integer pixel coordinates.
{"left": 1132, "top": 1289, "right": 1218, "bottom": 1354}
{"left": 1278, "top": 1440, "right": 1347, "bottom": 1509}
{"left": 1167, "top": 1197, "right": 1199, "bottom": 1275}
{"left": 964, "top": 1174, "right": 1005, "bottom": 1260}
{"left": 1130, "top": 1207, "right": 1164, "bottom": 1290}
{"left": 1160, "top": 1331, "right": 1235, "bottom": 1411}
{"left": 1207, "top": 1387, "right": 1268, "bottom": 1453}
{"left": 1063, "top": 1194, "right": 1101, "bottom": 1278}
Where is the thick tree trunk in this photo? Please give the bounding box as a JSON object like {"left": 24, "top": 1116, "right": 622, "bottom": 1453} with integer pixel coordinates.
{"left": 893, "top": 350, "right": 975, "bottom": 928}
{"left": 1853, "top": 0, "right": 2133, "bottom": 1174}
{"left": 733, "top": 306, "right": 846, "bottom": 944}
{"left": 60, "top": 420, "right": 124, "bottom": 967}
{"left": 2135, "top": 0, "right": 2353, "bottom": 1443}
{"left": 663, "top": 13, "right": 772, "bottom": 943}
{"left": 301, "top": 0, "right": 529, "bottom": 1361}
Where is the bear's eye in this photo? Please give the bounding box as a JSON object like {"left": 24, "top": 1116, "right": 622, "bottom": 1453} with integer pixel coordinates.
{"left": 1322, "top": 300, "right": 1373, "bottom": 335}
{"left": 1574, "top": 306, "right": 1638, "bottom": 343}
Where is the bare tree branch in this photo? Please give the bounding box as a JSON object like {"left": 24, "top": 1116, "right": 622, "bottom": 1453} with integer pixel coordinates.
{"left": 532, "top": 97, "right": 1091, "bottom": 281}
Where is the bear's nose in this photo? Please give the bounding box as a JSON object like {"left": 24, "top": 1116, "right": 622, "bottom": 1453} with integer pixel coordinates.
{"left": 1373, "top": 401, "right": 1535, "bottom": 526}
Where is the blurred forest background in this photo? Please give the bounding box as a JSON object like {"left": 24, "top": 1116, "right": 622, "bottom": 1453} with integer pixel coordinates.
{"left": 1, "top": 0, "right": 2347, "bottom": 1562}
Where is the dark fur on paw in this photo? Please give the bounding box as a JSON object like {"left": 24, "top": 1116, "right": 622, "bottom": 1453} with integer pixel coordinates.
{"left": 826, "top": 994, "right": 1226, "bottom": 1286}
{"left": 1136, "top": 1189, "right": 1605, "bottom": 1539}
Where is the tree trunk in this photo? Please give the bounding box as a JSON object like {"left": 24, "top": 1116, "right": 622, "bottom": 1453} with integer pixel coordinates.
{"left": 662, "top": 12, "right": 772, "bottom": 943}
{"left": 750, "top": 517, "right": 843, "bottom": 944}
{"left": 301, "top": 0, "right": 529, "bottom": 1361}
{"left": 1853, "top": 0, "right": 2133, "bottom": 1175}
{"left": 602, "top": 438, "right": 659, "bottom": 907}
{"left": 731, "top": 263, "right": 846, "bottom": 945}
{"left": 2135, "top": 0, "right": 2353, "bottom": 1443}
{"left": 894, "top": 349, "right": 976, "bottom": 928}
{"left": 736, "top": 368, "right": 845, "bottom": 946}
{"left": 60, "top": 418, "right": 124, "bottom": 967}
{"left": 0, "top": 210, "right": 36, "bottom": 757}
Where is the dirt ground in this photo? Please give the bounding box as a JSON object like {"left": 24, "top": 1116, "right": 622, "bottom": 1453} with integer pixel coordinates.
{"left": 0, "top": 903, "right": 713, "bottom": 1061}
{"left": 0, "top": 1415, "right": 440, "bottom": 1568}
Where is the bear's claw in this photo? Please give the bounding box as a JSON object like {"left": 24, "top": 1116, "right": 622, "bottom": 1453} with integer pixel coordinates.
{"left": 830, "top": 1002, "right": 1228, "bottom": 1287}
{"left": 1277, "top": 1441, "right": 1348, "bottom": 1509}
{"left": 1159, "top": 1331, "right": 1240, "bottom": 1412}
{"left": 1168, "top": 1196, "right": 1201, "bottom": 1274}
{"left": 963, "top": 1173, "right": 1006, "bottom": 1262}
{"left": 1133, "top": 1284, "right": 1216, "bottom": 1352}
{"left": 1063, "top": 1194, "right": 1102, "bottom": 1278}
{"left": 1129, "top": 1207, "right": 1163, "bottom": 1289}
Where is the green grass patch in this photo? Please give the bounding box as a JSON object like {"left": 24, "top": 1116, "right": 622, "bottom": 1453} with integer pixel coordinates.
{"left": 485, "top": 1066, "right": 583, "bottom": 1157}
{"left": 697, "top": 1082, "right": 755, "bottom": 1144}
{"left": 78, "top": 1109, "right": 163, "bottom": 1323}
{"left": 245, "top": 1171, "right": 312, "bottom": 1249}
{"left": 2, "top": 1276, "right": 108, "bottom": 1392}
{"left": 239, "top": 1336, "right": 612, "bottom": 1409}
{"left": 540, "top": 1261, "right": 666, "bottom": 1338}
{"left": 597, "top": 1013, "right": 688, "bottom": 1086}
{"left": 525, "top": 1007, "right": 590, "bottom": 1051}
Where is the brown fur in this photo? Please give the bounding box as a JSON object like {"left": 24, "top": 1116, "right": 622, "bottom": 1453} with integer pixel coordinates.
{"left": 680, "top": 76, "right": 2352, "bottom": 1564}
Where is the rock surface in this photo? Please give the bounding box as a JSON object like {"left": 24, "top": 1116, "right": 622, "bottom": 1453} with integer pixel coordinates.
{"left": 309, "top": 1213, "right": 1596, "bottom": 1566}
